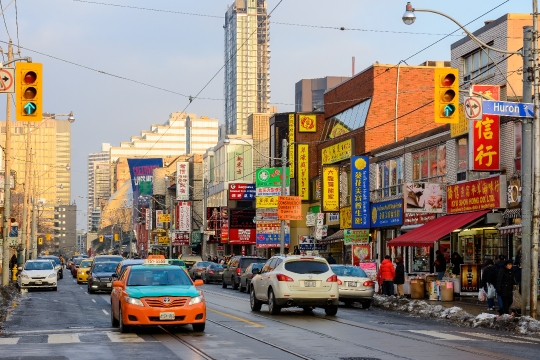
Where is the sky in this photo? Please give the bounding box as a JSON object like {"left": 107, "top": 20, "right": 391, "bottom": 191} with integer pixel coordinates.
{"left": 0, "top": 0, "right": 530, "bottom": 231}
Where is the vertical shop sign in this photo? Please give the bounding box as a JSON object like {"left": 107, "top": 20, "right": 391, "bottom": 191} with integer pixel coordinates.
{"left": 340, "top": 206, "right": 352, "bottom": 229}
{"left": 176, "top": 202, "right": 191, "bottom": 232}
{"left": 155, "top": 210, "right": 163, "bottom": 229}
{"left": 469, "top": 85, "right": 500, "bottom": 171}
{"left": 351, "top": 156, "right": 370, "bottom": 228}
{"left": 176, "top": 162, "right": 190, "bottom": 200}
{"left": 289, "top": 113, "right": 295, "bottom": 178}
{"left": 220, "top": 207, "right": 229, "bottom": 243}
{"left": 145, "top": 208, "right": 151, "bottom": 230}
{"left": 298, "top": 144, "right": 309, "bottom": 200}
{"left": 322, "top": 166, "right": 340, "bottom": 212}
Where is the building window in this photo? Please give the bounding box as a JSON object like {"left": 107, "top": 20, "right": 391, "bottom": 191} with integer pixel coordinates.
{"left": 376, "top": 157, "right": 403, "bottom": 197}
{"left": 322, "top": 98, "right": 371, "bottom": 139}
{"left": 412, "top": 145, "right": 447, "bottom": 182}
{"left": 457, "top": 138, "right": 468, "bottom": 181}
{"left": 515, "top": 121, "right": 522, "bottom": 171}
{"left": 463, "top": 47, "right": 496, "bottom": 83}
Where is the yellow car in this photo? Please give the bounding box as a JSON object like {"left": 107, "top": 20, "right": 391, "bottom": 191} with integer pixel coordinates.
{"left": 77, "top": 259, "right": 94, "bottom": 284}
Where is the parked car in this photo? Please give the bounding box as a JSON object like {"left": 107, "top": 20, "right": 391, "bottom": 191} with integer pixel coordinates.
{"left": 222, "top": 256, "right": 267, "bottom": 290}
{"left": 113, "top": 259, "right": 144, "bottom": 279}
{"left": 189, "top": 261, "right": 213, "bottom": 279}
{"left": 179, "top": 255, "right": 203, "bottom": 269}
{"left": 239, "top": 263, "right": 264, "bottom": 292}
{"left": 250, "top": 255, "right": 339, "bottom": 316}
{"left": 18, "top": 260, "right": 58, "bottom": 291}
{"left": 88, "top": 261, "right": 120, "bottom": 294}
{"left": 70, "top": 257, "right": 86, "bottom": 278}
{"left": 330, "top": 265, "right": 375, "bottom": 309}
{"left": 76, "top": 259, "right": 94, "bottom": 284}
{"left": 201, "top": 263, "right": 224, "bottom": 284}
{"left": 38, "top": 255, "right": 63, "bottom": 280}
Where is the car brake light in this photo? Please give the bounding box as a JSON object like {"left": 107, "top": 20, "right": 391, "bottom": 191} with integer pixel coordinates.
{"left": 363, "top": 280, "right": 375, "bottom": 287}
{"left": 208, "top": 270, "right": 214, "bottom": 275}
{"left": 337, "top": 278, "right": 342, "bottom": 285}
{"left": 276, "top": 274, "right": 294, "bottom": 282}
{"left": 326, "top": 275, "right": 338, "bottom": 282}
{"left": 236, "top": 268, "right": 241, "bottom": 275}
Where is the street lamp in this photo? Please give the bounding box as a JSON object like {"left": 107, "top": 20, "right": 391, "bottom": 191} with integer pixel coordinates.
{"left": 399, "top": 1, "right": 538, "bottom": 318}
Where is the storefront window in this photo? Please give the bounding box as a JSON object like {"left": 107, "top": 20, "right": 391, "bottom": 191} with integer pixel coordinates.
{"left": 376, "top": 157, "right": 403, "bottom": 197}
{"left": 412, "top": 145, "right": 446, "bottom": 182}
{"left": 457, "top": 138, "right": 468, "bottom": 181}
{"left": 412, "top": 247, "right": 430, "bottom": 272}
{"left": 460, "top": 230, "right": 507, "bottom": 265}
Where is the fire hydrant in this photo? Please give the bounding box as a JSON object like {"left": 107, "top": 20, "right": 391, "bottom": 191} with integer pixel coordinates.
{"left": 12, "top": 264, "right": 18, "bottom": 281}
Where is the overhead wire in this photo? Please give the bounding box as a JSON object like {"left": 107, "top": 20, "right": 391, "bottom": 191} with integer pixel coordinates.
{"left": 0, "top": 0, "right": 10, "bottom": 39}
{"left": 13, "top": 0, "right": 18, "bottom": 54}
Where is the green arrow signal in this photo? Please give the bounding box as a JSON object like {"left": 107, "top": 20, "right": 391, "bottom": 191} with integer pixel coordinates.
{"left": 23, "top": 102, "right": 36, "bottom": 115}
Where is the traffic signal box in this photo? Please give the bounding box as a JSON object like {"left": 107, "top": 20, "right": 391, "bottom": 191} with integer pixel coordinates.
{"left": 15, "top": 62, "right": 42, "bottom": 121}
{"left": 433, "top": 68, "right": 459, "bottom": 124}
{"left": 99, "top": 235, "right": 104, "bottom": 242}
{"left": 38, "top": 237, "right": 43, "bottom": 245}
{"left": 114, "top": 234, "right": 119, "bottom": 241}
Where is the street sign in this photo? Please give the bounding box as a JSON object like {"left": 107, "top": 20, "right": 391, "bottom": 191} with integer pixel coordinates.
{"left": 0, "top": 68, "right": 14, "bottom": 93}
{"left": 464, "top": 96, "right": 482, "bottom": 120}
{"left": 482, "top": 100, "right": 533, "bottom": 118}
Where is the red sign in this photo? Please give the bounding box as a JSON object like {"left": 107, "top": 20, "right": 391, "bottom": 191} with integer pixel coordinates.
{"left": 446, "top": 176, "right": 503, "bottom": 214}
{"left": 403, "top": 213, "right": 437, "bottom": 226}
{"left": 470, "top": 85, "right": 500, "bottom": 171}
{"left": 229, "top": 229, "right": 256, "bottom": 244}
{"left": 171, "top": 232, "right": 190, "bottom": 246}
{"left": 228, "top": 183, "right": 256, "bottom": 200}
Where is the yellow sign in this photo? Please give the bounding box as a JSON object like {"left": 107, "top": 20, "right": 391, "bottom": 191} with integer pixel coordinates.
{"left": 114, "top": 234, "right": 119, "bottom": 241}
{"left": 340, "top": 206, "right": 352, "bottom": 229}
{"left": 158, "top": 213, "right": 171, "bottom": 223}
{"left": 46, "top": 233, "right": 51, "bottom": 241}
{"left": 450, "top": 104, "right": 469, "bottom": 138}
{"left": 256, "top": 196, "right": 278, "bottom": 208}
{"left": 278, "top": 196, "right": 303, "bottom": 220}
{"left": 298, "top": 144, "right": 309, "bottom": 200}
{"left": 158, "top": 236, "right": 170, "bottom": 245}
{"left": 299, "top": 114, "right": 316, "bottom": 132}
{"left": 99, "top": 235, "right": 104, "bottom": 242}
{"left": 328, "top": 123, "right": 349, "bottom": 139}
{"left": 322, "top": 166, "right": 340, "bottom": 212}
{"left": 321, "top": 139, "right": 353, "bottom": 165}
{"left": 289, "top": 113, "right": 295, "bottom": 178}
{"left": 38, "top": 237, "right": 43, "bottom": 245}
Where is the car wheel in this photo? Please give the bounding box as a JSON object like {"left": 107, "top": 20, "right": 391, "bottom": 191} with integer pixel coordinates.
{"left": 239, "top": 280, "right": 245, "bottom": 293}
{"left": 250, "top": 287, "right": 262, "bottom": 312}
{"left": 302, "top": 307, "right": 313, "bottom": 313}
{"left": 119, "top": 307, "right": 130, "bottom": 333}
{"left": 53, "top": 286, "right": 58, "bottom": 292}
{"left": 59, "top": 272, "right": 63, "bottom": 280}
{"left": 222, "top": 276, "right": 227, "bottom": 288}
{"left": 77, "top": 280, "right": 81, "bottom": 285}
{"left": 325, "top": 305, "right": 338, "bottom": 316}
{"left": 361, "top": 300, "right": 372, "bottom": 309}
{"left": 192, "top": 322, "right": 205, "bottom": 332}
{"left": 88, "top": 286, "right": 95, "bottom": 294}
{"left": 111, "top": 305, "right": 119, "bottom": 327}
{"left": 202, "top": 275, "right": 206, "bottom": 284}
{"left": 343, "top": 300, "right": 353, "bottom": 307}
{"left": 232, "top": 277, "right": 239, "bottom": 290}
{"left": 268, "top": 289, "right": 281, "bottom": 315}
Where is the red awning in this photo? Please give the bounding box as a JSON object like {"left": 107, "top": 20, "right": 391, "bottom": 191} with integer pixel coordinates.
{"left": 387, "top": 210, "right": 490, "bottom": 247}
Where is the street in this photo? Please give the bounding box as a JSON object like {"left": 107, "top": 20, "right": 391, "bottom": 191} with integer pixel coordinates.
{"left": 1, "top": 270, "right": 539, "bottom": 360}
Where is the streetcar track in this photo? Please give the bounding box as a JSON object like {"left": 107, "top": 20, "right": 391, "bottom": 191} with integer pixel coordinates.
{"left": 202, "top": 288, "right": 517, "bottom": 360}
{"left": 159, "top": 325, "right": 215, "bottom": 360}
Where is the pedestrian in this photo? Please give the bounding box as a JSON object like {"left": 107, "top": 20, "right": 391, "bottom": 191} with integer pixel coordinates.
{"left": 293, "top": 246, "right": 300, "bottom": 255}
{"left": 10, "top": 254, "right": 17, "bottom": 270}
{"left": 496, "top": 260, "right": 516, "bottom": 317}
{"left": 451, "top": 252, "right": 463, "bottom": 276}
{"left": 207, "top": 255, "right": 212, "bottom": 262}
{"left": 494, "top": 254, "right": 506, "bottom": 309}
{"left": 434, "top": 250, "right": 446, "bottom": 280}
{"left": 394, "top": 257, "right": 405, "bottom": 297}
{"left": 377, "top": 255, "right": 395, "bottom": 296}
{"left": 481, "top": 259, "right": 498, "bottom": 311}
{"left": 326, "top": 253, "right": 337, "bottom": 264}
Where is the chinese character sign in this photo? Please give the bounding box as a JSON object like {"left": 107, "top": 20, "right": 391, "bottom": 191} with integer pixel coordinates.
{"left": 351, "top": 156, "right": 370, "bottom": 229}
{"left": 298, "top": 114, "right": 316, "bottom": 132}
{"left": 446, "top": 176, "right": 505, "bottom": 214}
{"left": 176, "top": 202, "right": 191, "bottom": 232}
{"left": 228, "top": 183, "right": 256, "bottom": 200}
{"left": 298, "top": 144, "right": 309, "bottom": 200}
{"left": 370, "top": 199, "right": 403, "bottom": 227}
{"left": 343, "top": 230, "right": 370, "bottom": 245}
{"left": 340, "top": 206, "right": 352, "bottom": 229}
{"left": 155, "top": 210, "right": 163, "bottom": 229}
{"left": 321, "top": 139, "right": 353, "bottom": 165}
{"left": 469, "top": 115, "right": 500, "bottom": 171}
{"left": 256, "top": 196, "right": 278, "bottom": 208}
{"left": 256, "top": 168, "right": 290, "bottom": 188}
{"left": 322, "top": 166, "right": 340, "bottom": 212}
{"left": 289, "top": 113, "right": 295, "bottom": 178}
{"left": 176, "top": 162, "right": 190, "bottom": 200}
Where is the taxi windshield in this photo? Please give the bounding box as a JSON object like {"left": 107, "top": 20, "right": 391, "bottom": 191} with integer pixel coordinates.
{"left": 127, "top": 268, "right": 192, "bottom": 286}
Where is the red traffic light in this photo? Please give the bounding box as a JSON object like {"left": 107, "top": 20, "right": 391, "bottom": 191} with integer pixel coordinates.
{"left": 24, "top": 71, "right": 37, "bottom": 84}
{"left": 442, "top": 73, "right": 455, "bottom": 87}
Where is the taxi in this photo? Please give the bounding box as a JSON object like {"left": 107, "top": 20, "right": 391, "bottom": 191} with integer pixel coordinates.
{"left": 110, "top": 255, "right": 205, "bottom": 333}
{"left": 77, "top": 259, "right": 94, "bottom": 284}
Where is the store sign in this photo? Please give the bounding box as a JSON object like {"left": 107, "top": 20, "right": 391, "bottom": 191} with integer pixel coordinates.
{"left": 298, "top": 144, "right": 309, "bottom": 200}
{"left": 256, "top": 208, "right": 278, "bottom": 221}
{"left": 229, "top": 183, "right": 256, "bottom": 200}
{"left": 230, "top": 209, "right": 256, "bottom": 230}
{"left": 299, "top": 114, "right": 316, "bottom": 132}
{"left": 255, "top": 187, "right": 289, "bottom": 196}
{"left": 171, "top": 231, "right": 190, "bottom": 246}
{"left": 450, "top": 104, "right": 469, "bottom": 138}
{"left": 326, "top": 212, "right": 340, "bottom": 225}
{"left": 221, "top": 206, "right": 229, "bottom": 243}
{"left": 278, "top": 196, "right": 303, "bottom": 220}
{"left": 370, "top": 199, "right": 403, "bottom": 227}
{"left": 403, "top": 213, "right": 437, "bottom": 226}
{"left": 256, "top": 233, "right": 290, "bottom": 248}
{"left": 314, "top": 225, "right": 328, "bottom": 240}
{"left": 352, "top": 245, "right": 372, "bottom": 263}
{"left": 206, "top": 207, "right": 222, "bottom": 231}
{"left": 176, "top": 202, "right": 191, "bottom": 232}
{"left": 256, "top": 196, "right": 278, "bottom": 208}
{"left": 191, "top": 230, "right": 202, "bottom": 245}
{"left": 256, "top": 221, "right": 289, "bottom": 234}
{"left": 176, "top": 162, "right": 190, "bottom": 200}
{"left": 351, "top": 156, "right": 370, "bottom": 228}
{"left": 403, "top": 182, "right": 444, "bottom": 213}
{"left": 460, "top": 264, "right": 481, "bottom": 294}
{"left": 298, "top": 235, "right": 327, "bottom": 251}
{"left": 157, "top": 236, "right": 170, "bottom": 245}
{"left": 158, "top": 213, "right": 171, "bottom": 223}
{"left": 229, "top": 229, "right": 256, "bottom": 245}
{"left": 507, "top": 178, "right": 521, "bottom": 208}
{"left": 256, "top": 168, "right": 290, "bottom": 188}
{"left": 343, "top": 229, "right": 370, "bottom": 245}
{"left": 446, "top": 175, "right": 506, "bottom": 214}
{"left": 289, "top": 114, "right": 295, "bottom": 178}
{"left": 155, "top": 210, "right": 163, "bottom": 229}
{"left": 340, "top": 206, "right": 352, "bottom": 229}
{"left": 145, "top": 208, "right": 151, "bottom": 230}
{"left": 322, "top": 166, "right": 340, "bottom": 212}
{"left": 306, "top": 212, "right": 316, "bottom": 227}
{"left": 321, "top": 139, "right": 353, "bottom": 165}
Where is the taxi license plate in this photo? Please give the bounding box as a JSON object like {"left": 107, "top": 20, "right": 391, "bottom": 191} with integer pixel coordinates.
{"left": 35, "top": 280, "right": 42, "bottom": 285}
{"left": 160, "top": 312, "right": 175, "bottom": 320}
{"left": 107, "top": 283, "right": 112, "bottom": 287}
{"left": 348, "top": 282, "right": 357, "bottom": 287}
{"left": 305, "top": 281, "right": 316, "bottom": 287}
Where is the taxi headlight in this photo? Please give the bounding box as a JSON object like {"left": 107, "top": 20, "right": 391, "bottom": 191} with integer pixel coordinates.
{"left": 124, "top": 296, "right": 144, "bottom": 307}
{"left": 47, "top": 273, "right": 57, "bottom": 278}
{"left": 188, "top": 296, "right": 204, "bottom": 306}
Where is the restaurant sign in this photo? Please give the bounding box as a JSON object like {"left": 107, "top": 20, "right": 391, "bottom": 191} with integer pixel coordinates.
{"left": 343, "top": 229, "right": 370, "bottom": 245}
{"left": 321, "top": 139, "right": 353, "bottom": 165}
{"left": 446, "top": 175, "right": 506, "bottom": 214}
{"left": 370, "top": 199, "right": 403, "bottom": 227}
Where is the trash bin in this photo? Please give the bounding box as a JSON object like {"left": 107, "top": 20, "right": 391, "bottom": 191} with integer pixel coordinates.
{"left": 428, "top": 280, "right": 439, "bottom": 300}
{"left": 410, "top": 279, "right": 425, "bottom": 299}
{"left": 440, "top": 281, "right": 454, "bottom": 301}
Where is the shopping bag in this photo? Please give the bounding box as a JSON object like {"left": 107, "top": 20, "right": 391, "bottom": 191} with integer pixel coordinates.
{"left": 510, "top": 286, "right": 522, "bottom": 309}
{"left": 487, "top": 284, "right": 496, "bottom": 299}
{"left": 478, "top": 288, "right": 487, "bottom": 301}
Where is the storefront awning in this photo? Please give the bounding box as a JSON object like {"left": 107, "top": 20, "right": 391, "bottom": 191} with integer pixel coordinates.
{"left": 386, "top": 210, "right": 490, "bottom": 247}
{"left": 319, "top": 230, "right": 344, "bottom": 244}
{"left": 498, "top": 224, "right": 522, "bottom": 235}
{"left": 502, "top": 208, "right": 521, "bottom": 219}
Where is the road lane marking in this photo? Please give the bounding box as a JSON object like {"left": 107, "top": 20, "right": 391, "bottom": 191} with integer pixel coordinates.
{"left": 207, "top": 308, "right": 264, "bottom": 328}
{"left": 408, "top": 330, "right": 472, "bottom": 341}
{"left": 48, "top": 334, "right": 80, "bottom": 344}
{"left": 102, "top": 309, "right": 109, "bottom": 315}
{"left": 0, "top": 338, "right": 19, "bottom": 345}
{"left": 457, "top": 332, "right": 534, "bottom": 344}
{"left": 8, "top": 328, "right": 116, "bottom": 335}
{"left": 106, "top": 332, "right": 144, "bottom": 343}
{"left": 92, "top": 299, "right": 96, "bottom": 303}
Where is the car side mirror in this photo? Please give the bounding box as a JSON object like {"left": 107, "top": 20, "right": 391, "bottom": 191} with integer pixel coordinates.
{"left": 252, "top": 268, "right": 260, "bottom": 274}
{"left": 193, "top": 279, "right": 204, "bottom": 287}
{"left": 112, "top": 280, "right": 124, "bottom": 288}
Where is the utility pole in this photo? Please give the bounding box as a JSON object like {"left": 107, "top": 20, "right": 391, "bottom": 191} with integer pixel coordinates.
{"left": 202, "top": 178, "right": 207, "bottom": 259}
{"left": 531, "top": 0, "right": 539, "bottom": 319}
{"left": 279, "top": 138, "right": 287, "bottom": 255}
{"left": 21, "top": 122, "right": 31, "bottom": 265}
{"left": 1, "top": 41, "right": 13, "bottom": 286}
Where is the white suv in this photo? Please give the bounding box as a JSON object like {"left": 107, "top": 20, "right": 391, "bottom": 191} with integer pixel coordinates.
{"left": 250, "top": 255, "right": 339, "bottom": 316}
{"left": 18, "top": 260, "right": 58, "bottom": 291}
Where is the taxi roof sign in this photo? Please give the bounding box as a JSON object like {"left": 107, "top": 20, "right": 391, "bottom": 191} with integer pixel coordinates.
{"left": 144, "top": 258, "right": 169, "bottom": 265}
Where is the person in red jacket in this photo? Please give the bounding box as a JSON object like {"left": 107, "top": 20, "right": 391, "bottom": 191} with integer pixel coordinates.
{"left": 377, "top": 255, "right": 396, "bottom": 296}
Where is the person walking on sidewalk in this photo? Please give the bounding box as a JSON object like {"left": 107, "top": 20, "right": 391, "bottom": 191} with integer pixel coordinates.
{"left": 496, "top": 260, "right": 516, "bottom": 316}
{"left": 434, "top": 250, "right": 446, "bottom": 280}
{"left": 481, "top": 259, "right": 498, "bottom": 311}
{"left": 451, "top": 252, "right": 463, "bottom": 275}
{"left": 394, "top": 257, "right": 405, "bottom": 297}
{"left": 377, "top": 255, "right": 395, "bottom": 296}
{"left": 494, "top": 255, "right": 506, "bottom": 309}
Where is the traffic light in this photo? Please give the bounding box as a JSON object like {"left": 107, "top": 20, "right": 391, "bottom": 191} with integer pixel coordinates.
{"left": 99, "top": 235, "right": 104, "bottom": 242}
{"left": 15, "top": 62, "right": 42, "bottom": 121}
{"left": 114, "top": 234, "right": 119, "bottom": 241}
{"left": 38, "top": 237, "right": 43, "bottom": 245}
{"left": 46, "top": 233, "right": 51, "bottom": 241}
{"left": 434, "top": 67, "right": 459, "bottom": 124}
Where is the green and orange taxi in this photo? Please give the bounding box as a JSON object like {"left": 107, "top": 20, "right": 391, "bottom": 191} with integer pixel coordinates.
{"left": 110, "top": 255, "right": 205, "bottom": 333}
{"left": 77, "top": 259, "right": 94, "bottom": 284}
